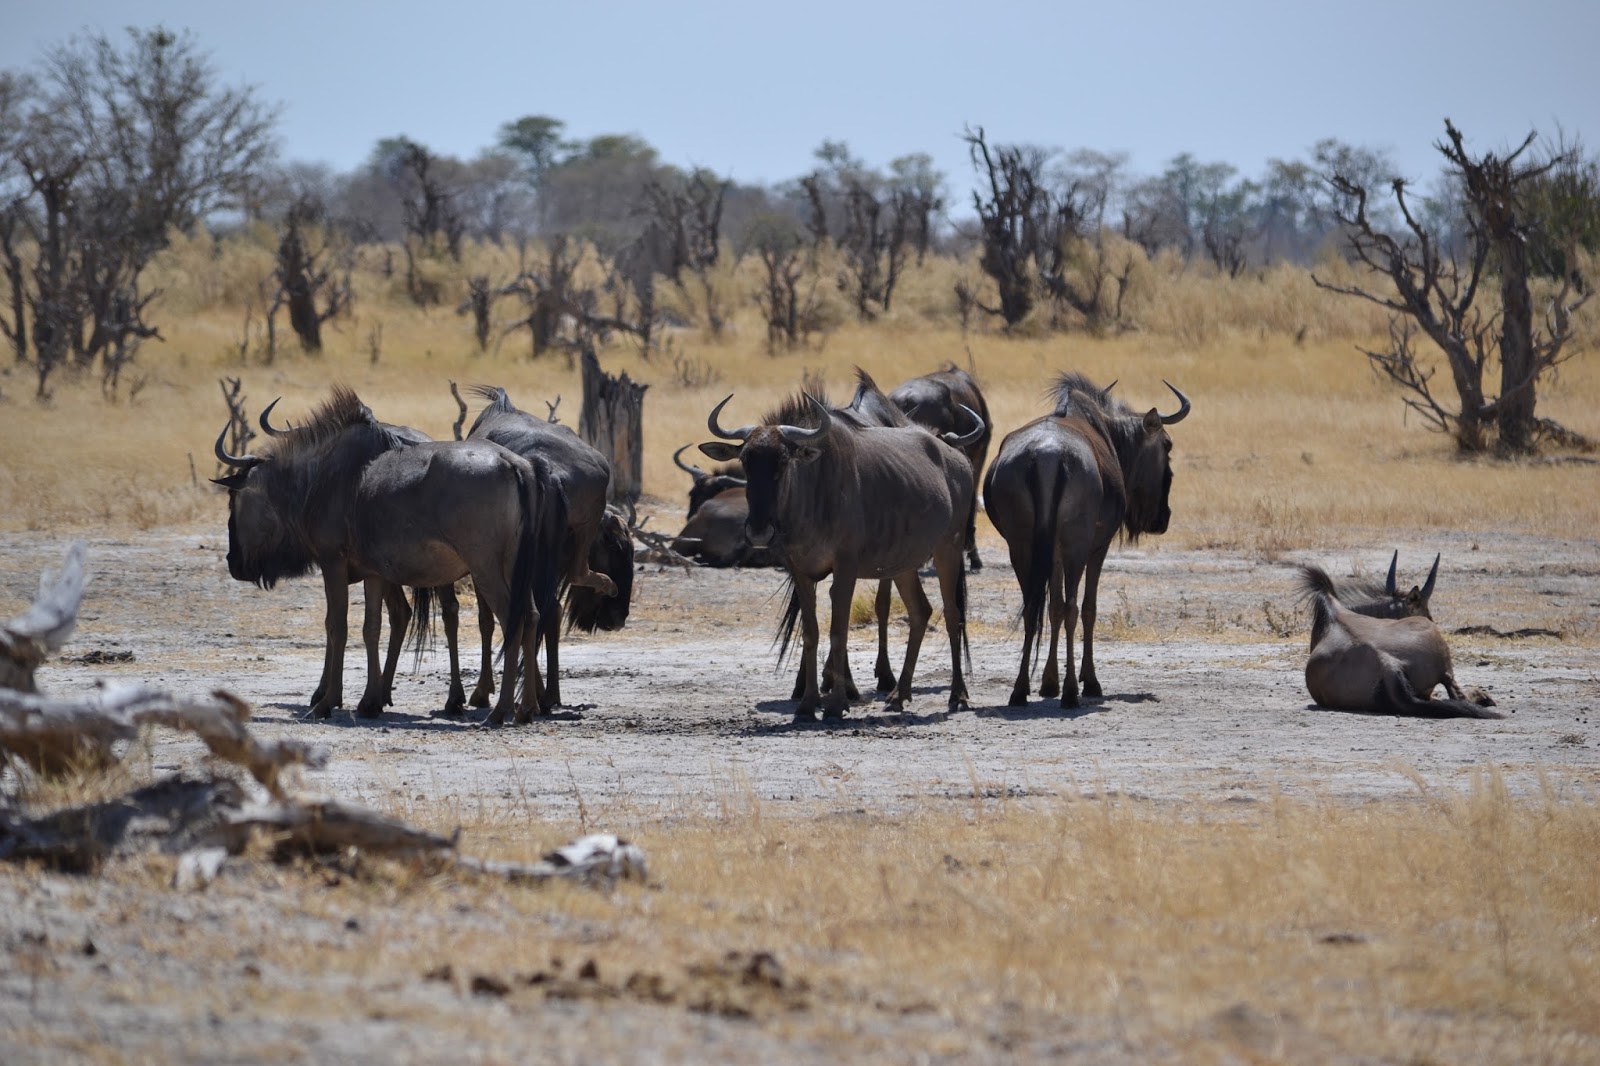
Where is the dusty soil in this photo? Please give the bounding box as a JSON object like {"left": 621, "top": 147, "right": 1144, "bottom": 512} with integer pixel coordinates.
{"left": 4, "top": 521, "right": 1597, "bottom": 813}
{"left": 2, "top": 517, "right": 1598, "bottom": 1063}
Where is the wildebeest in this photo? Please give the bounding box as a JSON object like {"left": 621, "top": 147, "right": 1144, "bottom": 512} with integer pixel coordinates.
{"left": 256, "top": 399, "right": 468, "bottom": 716}
{"left": 669, "top": 446, "right": 764, "bottom": 567}
{"left": 698, "top": 382, "right": 982, "bottom": 720}
{"left": 214, "top": 387, "right": 565, "bottom": 725}
{"left": 1329, "top": 549, "right": 1440, "bottom": 620}
{"left": 889, "top": 365, "right": 992, "bottom": 571}
{"left": 984, "top": 373, "right": 1191, "bottom": 708}
{"left": 464, "top": 385, "right": 634, "bottom": 711}
{"left": 1297, "top": 561, "right": 1502, "bottom": 718}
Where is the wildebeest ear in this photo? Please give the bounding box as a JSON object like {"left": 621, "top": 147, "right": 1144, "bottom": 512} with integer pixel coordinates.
{"left": 699, "top": 441, "right": 741, "bottom": 462}
{"left": 1143, "top": 408, "right": 1163, "bottom": 432}
{"left": 793, "top": 445, "right": 823, "bottom": 465}
{"left": 210, "top": 474, "right": 247, "bottom": 490}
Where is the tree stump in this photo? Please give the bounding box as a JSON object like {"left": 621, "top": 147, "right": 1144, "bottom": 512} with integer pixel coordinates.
{"left": 579, "top": 347, "right": 648, "bottom": 505}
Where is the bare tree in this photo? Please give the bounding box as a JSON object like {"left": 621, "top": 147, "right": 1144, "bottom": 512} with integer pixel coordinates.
{"left": 744, "top": 213, "right": 821, "bottom": 353}
{"left": 640, "top": 168, "right": 729, "bottom": 335}
{"left": 0, "top": 27, "right": 276, "bottom": 397}
{"left": 272, "top": 197, "right": 350, "bottom": 354}
{"left": 1314, "top": 120, "right": 1591, "bottom": 454}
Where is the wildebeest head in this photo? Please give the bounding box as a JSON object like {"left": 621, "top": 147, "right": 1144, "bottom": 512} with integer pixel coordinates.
{"left": 699, "top": 393, "right": 829, "bottom": 549}
{"left": 211, "top": 387, "right": 398, "bottom": 588}
{"left": 1339, "top": 550, "right": 1440, "bottom": 620}
{"left": 673, "top": 444, "right": 746, "bottom": 518}
{"left": 1050, "top": 373, "right": 1190, "bottom": 540}
{"left": 566, "top": 507, "right": 635, "bottom": 633}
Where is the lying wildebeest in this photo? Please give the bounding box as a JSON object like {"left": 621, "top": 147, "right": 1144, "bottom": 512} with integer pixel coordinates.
{"left": 984, "top": 373, "right": 1191, "bottom": 708}
{"left": 464, "top": 385, "right": 634, "bottom": 711}
{"left": 889, "top": 365, "right": 992, "bottom": 571}
{"left": 215, "top": 387, "right": 565, "bottom": 725}
{"left": 698, "top": 382, "right": 983, "bottom": 720}
{"left": 669, "top": 445, "right": 765, "bottom": 567}
{"left": 1296, "top": 560, "right": 1502, "bottom": 718}
{"left": 256, "top": 399, "right": 469, "bottom": 716}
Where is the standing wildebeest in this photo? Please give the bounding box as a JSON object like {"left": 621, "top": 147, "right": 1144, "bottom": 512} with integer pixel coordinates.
{"left": 464, "top": 385, "right": 634, "bottom": 711}
{"left": 255, "top": 399, "right": 469, "bottom": 717}
{"left": 699, "top": 386, "right": 982, "bottom": 720}
{"left": 889, "top": 365, "right": 992, "bottom": 571}
{"left": 985, "top": 373, "right": 1191, "bottom": 708}
{"left": 1297, "top": 561, "right": 1502, "bottom": 718}
{"left": 215, "top": 387, "right": 565, "bottom": 725}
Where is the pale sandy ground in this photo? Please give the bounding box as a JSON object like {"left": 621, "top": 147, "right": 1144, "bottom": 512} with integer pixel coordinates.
{"left": 2, "top": 518, "right": 1597, "bottom": 1063}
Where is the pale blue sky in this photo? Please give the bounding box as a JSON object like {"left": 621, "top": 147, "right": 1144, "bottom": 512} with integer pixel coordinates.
{"left": 5, "top": 0, "right": 1596, "bottom": 202}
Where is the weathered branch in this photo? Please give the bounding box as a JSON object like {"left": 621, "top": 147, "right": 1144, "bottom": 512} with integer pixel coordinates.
{"left": 0, "top": 541, "right": 87, "bottom": 692}
{"left": 0, "top": 683, "right": 328, "bottom": 797}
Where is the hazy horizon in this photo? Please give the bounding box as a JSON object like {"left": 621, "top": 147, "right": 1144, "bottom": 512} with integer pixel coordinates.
{"left": 6, "top": 0, "right": 1596, "bottom": 200}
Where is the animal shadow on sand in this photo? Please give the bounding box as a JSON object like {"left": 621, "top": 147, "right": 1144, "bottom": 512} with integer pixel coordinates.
{"left": 753, "top": 691, "right": 955, "bottom": 731}
{"left": 974, "top": 690, "right": 1157, "bottom": 723}
{"left": 280, "top": 706, "right": 480, "bottom": 733}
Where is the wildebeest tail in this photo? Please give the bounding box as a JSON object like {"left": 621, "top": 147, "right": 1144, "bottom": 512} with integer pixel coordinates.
{"left": 408, "top": 585, "right": 435, "bottom": 670}
{"left": 1019, "top": 460, "right": 1066, "bottom": 679}
{"left": 1373, "top": 668, "right": 1506, "bottom": 719}
{"left": 775, "top": 577, "right": 803, "bottom": 669}
{"left": 1294, "top": 564, "right": 1338, "bottom": 637}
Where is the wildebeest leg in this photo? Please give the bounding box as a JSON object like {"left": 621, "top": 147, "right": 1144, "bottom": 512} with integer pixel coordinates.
{"left": 1077, "top": 547, "right": 1109, "bottom": 699}
{"left": 1039, "top": 565, "right": 1066, "bottom": 701}
{"left": 310, "top": 561, "right": 351, "bottom": 718}
{"left": 480, "top": 580, "right": 524, "bottom": 728}
{"left": 823, "top": 567, "right": 859, "bottom": 718}
{"left": 355, "top": 577, "right": 391, "bottom": 719}
{"left": 440, "top": 585, "right": 467, "bottom": 716}
{"left": 378, "top": 582, "right": 412, "bottom": 708}
{"left": 793, "top": 577, "right": 822, "bottom": 721}
{"left": 874, "top": 579, "right": 897, "bottom": 693}
{"left": 538, "top": 596, "right": 562, "bottom": 712}
{"left": 569, "top": 527, "right": 619, "bottom": 599}
{"left": 887, "top": 572, "right": 931, "bottom": 712}
{"left": 1056, "top": 553, "right": 1088, "bottom": 708}
{"left": 469, "top": 594, "right": 495, "bottom": 709}
{"left": 932, "top": 542, "right": 970, "bottom": 713}
{"left": 965, "top": 499, "right": 982, "bottom": 572}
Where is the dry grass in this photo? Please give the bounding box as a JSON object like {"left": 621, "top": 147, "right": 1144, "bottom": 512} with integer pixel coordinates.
{"left": 5, "top": 769, "right": 1596, "bottom": 1060}
{"left": 3, "top": 235, "right": 1597, "bottom": 544}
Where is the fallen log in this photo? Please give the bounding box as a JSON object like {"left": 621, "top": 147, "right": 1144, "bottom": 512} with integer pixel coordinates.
{"left": 0, "top": 683, "right": 327, "bottom": 796}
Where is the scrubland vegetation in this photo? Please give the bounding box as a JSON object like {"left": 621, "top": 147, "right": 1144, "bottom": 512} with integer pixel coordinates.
{"left": 3, "top": 23, "right": 1599, "bottom": 1065}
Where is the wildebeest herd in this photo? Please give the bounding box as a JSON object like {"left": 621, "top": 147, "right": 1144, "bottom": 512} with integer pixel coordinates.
{"left": 212, "top": 366, "right": 1503, "bottom": 724}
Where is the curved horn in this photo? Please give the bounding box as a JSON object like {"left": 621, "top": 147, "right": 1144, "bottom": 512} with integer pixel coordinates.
{"left": 1100, "top": 379, "right": 1118, "bottom": 401}
{"left": 1385, "top": 550, "right": 1399, "bottom": 597}
{"left": 777, "top": 395, "right": 831, "bottom": 445}
{"left": 941, "top": 404, "right": 986, "bottom": 450}
{"left": 258, "top": 397, "right": 294, "bottom": 437}
{"left": 1158, "top": 380, "right": 1191, "bottom": 425}
{"left": 672, "top": 443, "right": 707, "bottom": 479}
{"left": 707, "top": 395, "right": 754, "bottom": 441}
{"left": 1420, "top": 553, "right": 1440, "bottom": 601}
{"left": 214, "top": 424, "right": 263, "bottom": 469}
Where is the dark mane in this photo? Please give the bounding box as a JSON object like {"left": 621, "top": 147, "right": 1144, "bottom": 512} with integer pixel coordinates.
{"left": 470, "top": 383, "right": 517, "bottom": 414}
{"left": 760, "top": 386, "right": 833, "bottom": 429}
{"left": 265, "top": 386, "right": 405, "bottom": 463}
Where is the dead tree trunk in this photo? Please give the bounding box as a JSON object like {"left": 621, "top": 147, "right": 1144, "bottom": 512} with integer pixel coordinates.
{"left": 579, "top": 347, "right": 648, "bottom": 505}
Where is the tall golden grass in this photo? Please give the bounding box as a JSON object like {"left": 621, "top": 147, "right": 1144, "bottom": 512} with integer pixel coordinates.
{"left": 3, "top": 232, "right": 1597, "bottom": 544}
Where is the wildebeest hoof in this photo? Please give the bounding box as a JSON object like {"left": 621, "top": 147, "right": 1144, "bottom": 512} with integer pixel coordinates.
{"left": 354, "top": 702, "right": 384, "bottom": 720}
{"left": 1039, "top": 679, "right": 1060, "bottom": 699}
{"left": 793, "top": 708, "right": 818, "bottom": 723}
{"left": 1081, "top": 678, "right": 1103, "bottom": 698}
{"left": 1466, "top": 686, "right": 1496, "bottom": 707}
{"left": 875, "top": 673, "right": 896, "bottom": 694}
{"left": 1008, "top": 689, "right": 1029, "bottom": 708}
{"left": 485, "top": 709, "right": 508, "bottom": 728}
{"left": 308, "top": 702, "right": 335, "bottom": 720}
{"left": 968, "top": 555, "right": 983, "bottom": 572}
{"left": 1059, "top": 694, "right": 1081, "bottom": 710}
{"left": 822, "top": 703, "right": 848, "bottom": 720}
{"left": 468, "top": 686, "right": 493, "bottom": 709}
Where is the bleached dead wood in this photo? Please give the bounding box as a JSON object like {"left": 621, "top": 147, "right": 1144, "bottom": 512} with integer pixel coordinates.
{"left": 0, "top": 683, "right": 327, "bottom": 796}
{"left": 0, "top": 541, "right": 87, "bottom": 693}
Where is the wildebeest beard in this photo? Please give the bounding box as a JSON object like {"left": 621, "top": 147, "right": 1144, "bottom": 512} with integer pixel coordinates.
{"left": 224, "top": 477, "right": 317, "bottom": 589}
